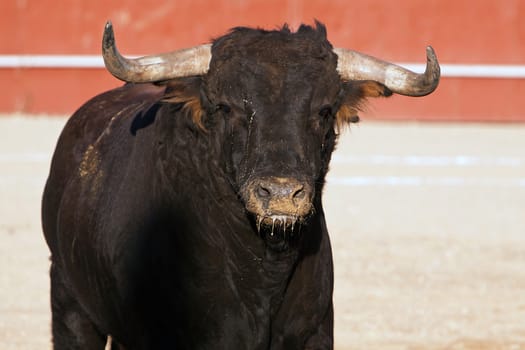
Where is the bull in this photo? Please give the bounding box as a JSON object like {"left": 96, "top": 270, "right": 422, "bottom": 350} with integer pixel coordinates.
{"left": 42, "top": 21, "right": 439, "bottom": 349}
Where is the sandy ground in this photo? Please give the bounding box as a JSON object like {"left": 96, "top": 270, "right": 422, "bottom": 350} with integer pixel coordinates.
{"left": 0, "top": 115, "right": 524, "bottom": 349}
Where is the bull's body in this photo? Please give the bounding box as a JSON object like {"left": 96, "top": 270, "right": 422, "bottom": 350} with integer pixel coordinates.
{"left": 43, "top": 82, "right": 333, "bottom": 348}
{"left": 42, "top": 22, "right": 439, "bottom": 349}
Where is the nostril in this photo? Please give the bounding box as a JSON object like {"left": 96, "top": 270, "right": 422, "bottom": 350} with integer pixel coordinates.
{"left": 292, "top": 186, "right": 306, "bottom": 200}
{"left": 257, "top": 185, "right": 271, "bottom": 198}
{"left": 251, "top": 178, "right": 311, "bottom": 203}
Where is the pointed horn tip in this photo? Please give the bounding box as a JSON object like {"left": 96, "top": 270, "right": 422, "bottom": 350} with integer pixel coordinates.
{"left": 426, "top": 45, "right": 441, "bottom": 84}
{"left": 102, "top": 21, "right": 116, "bottom": 52}
{"left": 103, "top": 21, "right": 114, "bottom": 38}
{"left": 425, "top": 46, "right": 439, "bottom": 64}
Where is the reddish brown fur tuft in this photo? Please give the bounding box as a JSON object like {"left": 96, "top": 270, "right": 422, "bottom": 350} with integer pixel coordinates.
{"left": 161, "top": 78, "right": 206, "bottom": 131}
{"left": 336, "top": 80, "right": 392, "bottom": 130}
{"left": 163, "top": 95, "right": 205, "bottom": 130}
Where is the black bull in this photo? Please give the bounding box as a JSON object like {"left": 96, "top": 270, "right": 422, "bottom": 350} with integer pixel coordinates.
{"left": 42, "top": 22, "right": 439, "bottom": 349}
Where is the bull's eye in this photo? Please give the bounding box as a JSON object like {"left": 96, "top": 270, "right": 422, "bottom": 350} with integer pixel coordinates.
{"left": 217, "top": 103, "right": 231, "bottom": 114}
{"left": 319, "top": 105, "right": 333, "bottom": 118}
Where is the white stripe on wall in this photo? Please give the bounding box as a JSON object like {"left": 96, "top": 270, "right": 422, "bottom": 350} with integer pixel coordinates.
{"left": 0, "top": 55, "right": 105, "bottom": 68}
{"left": 400, "top": 63, "right": 525, "bottom": 79}
{"left": 0, "top": 55, "right": 524, "bottom": 79}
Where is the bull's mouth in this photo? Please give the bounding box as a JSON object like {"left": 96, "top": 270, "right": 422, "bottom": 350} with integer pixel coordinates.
{"left": 252, "top": 212, "right": 311, "bottom": 250}
{"left": 256, "top": 214, "right": 301, "bottom": 236}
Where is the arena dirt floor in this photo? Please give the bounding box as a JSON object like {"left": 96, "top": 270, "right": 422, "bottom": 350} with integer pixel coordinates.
{"left": 1, "top": 115, "right": 524, "bottom": 349}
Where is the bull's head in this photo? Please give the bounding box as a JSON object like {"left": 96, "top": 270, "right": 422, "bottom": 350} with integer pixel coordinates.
{"left": 102, "top": 21, "right": 439, "bottom": 247}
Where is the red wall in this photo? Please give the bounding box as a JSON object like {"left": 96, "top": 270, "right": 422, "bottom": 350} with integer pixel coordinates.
{"left": 1, "top": 0, "right": 524, "bottom": 121}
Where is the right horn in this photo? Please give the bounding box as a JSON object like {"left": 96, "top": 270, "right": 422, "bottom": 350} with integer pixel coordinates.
{"left": 102, "top": 21, "right": 212, "bottom": 83}
{"left": 334, "top": 46, "right": 440, "bottom": 96}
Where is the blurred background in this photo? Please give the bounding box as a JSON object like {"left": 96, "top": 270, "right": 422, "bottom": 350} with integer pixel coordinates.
{"left": 1, "top": 0, "right": 524, "bottom": 121}
{"left": 1, "top": 1, "right": 524, "bottom": 349}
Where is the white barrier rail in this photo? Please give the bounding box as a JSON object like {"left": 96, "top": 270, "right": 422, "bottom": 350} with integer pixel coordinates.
{"left": 0, "top": 55, "right": 525, "bottom": 79}
{"left": 0, "top": 55, "right": 104, "bottom": 68}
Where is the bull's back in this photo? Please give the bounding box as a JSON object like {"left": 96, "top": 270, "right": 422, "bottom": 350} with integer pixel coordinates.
{"left": 42, "top": 83, "right": 166, "bottom": 255}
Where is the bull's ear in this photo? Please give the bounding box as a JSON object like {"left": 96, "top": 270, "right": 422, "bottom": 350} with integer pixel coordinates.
{"left": 336, "top": 80, "right": 392, "bottom": 128}
{"left": 160, "top": 77, "right": 206, "bottom": 130}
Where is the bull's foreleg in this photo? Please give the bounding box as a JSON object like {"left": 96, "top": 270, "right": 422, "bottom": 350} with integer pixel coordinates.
{"left": 50, "top": 262, "right": 107, "bottom": 349}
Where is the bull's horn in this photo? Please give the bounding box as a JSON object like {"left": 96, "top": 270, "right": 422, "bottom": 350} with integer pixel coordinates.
{"left": 334, "top": 46, "right": 440, "bottom": 96}
{"left": 102, "top": 21, "right": 212, "bottom": 83}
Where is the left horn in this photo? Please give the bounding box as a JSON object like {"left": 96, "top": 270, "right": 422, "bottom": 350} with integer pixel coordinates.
{"left": 334, "top": 46, "right": 440, "bottom": 96}
{"left": 102, "top": 21, "right": 212, "bottom": 83}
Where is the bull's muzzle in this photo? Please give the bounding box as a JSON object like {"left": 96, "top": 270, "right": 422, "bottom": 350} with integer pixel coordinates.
{"left": 243, "top": 176, "right": 313, "bottom": 229}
